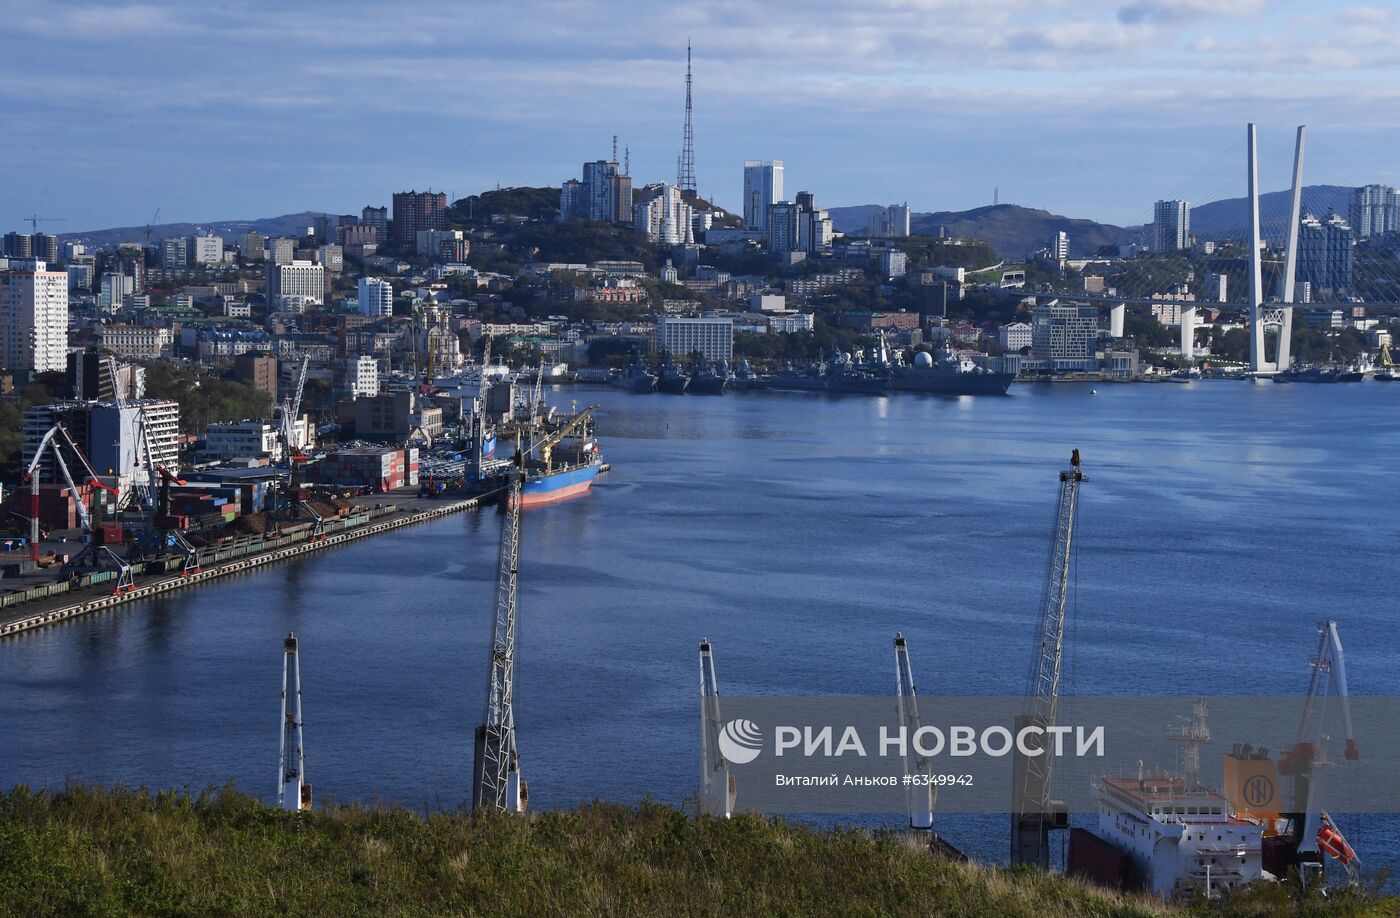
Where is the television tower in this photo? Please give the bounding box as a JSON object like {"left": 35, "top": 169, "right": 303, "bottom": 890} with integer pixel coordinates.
{"left": 679, "top": 40, "right": 697, "bottom": 195}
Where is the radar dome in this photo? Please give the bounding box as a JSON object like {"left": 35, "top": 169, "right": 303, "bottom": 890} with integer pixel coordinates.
{"left": 914, "top": 351, "right": 934, "bottom": 368}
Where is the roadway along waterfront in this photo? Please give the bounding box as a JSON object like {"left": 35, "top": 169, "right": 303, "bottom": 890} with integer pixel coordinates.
{"left": 2, "top": 381, "right": 1398, "bottom": 870}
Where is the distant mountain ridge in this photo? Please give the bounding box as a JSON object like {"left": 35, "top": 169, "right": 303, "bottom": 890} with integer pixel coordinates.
{"left": 1186, "top": 185, "right": 1351, "bottom": 241}
{"left": 829, "top": 184, "right": 1356, "bottom": 258}
{"left": 828, "top": 203, "right": 1122, "bottom": 259}
{"left": 59, "top": 211, "right": 334, "bottom": 248}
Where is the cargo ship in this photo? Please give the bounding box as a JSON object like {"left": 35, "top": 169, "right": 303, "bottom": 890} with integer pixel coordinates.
{"left": 518, "top": 407, "right": 603, "bottom": 508}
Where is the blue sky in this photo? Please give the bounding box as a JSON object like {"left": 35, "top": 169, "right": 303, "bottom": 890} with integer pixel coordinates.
{"left": 3, "top": 0, "right": 1399, "bottom": 233}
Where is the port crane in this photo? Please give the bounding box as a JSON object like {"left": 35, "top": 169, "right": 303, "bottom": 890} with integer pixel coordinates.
{"left": 472, "top": 473, "right": 526, "bottom": 813}
{"left": 1010, "top": 449, "right": 1084, "bottom": 869}
{"left": 699, "top": 639, "right": 736, "bottom": 818}
{"left": 278, "top": 632, "right": 311, "bottom": 812}
{"left": 1278, "top": 620, "right": 1360, "bottom": 883}
{"left": 21, "top": 424, "right": 131, "bottom": 590}
{"left": 107, "top": 358, "right": 200, "bottom": 574}
{"left": 894, "top": 633, "right": 935, "bottom": 832}
{"left": 528, "top": 406, "right": 597, "bottom": 473}
{"left": 274, "top": 354, "right": 312, "bottom": 491}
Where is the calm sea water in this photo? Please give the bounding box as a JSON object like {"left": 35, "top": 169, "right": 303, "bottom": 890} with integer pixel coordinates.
{"left": 3, "top": 381, "right": 1398, "bottom": 869}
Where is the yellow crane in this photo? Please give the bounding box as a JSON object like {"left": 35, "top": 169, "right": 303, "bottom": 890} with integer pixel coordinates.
{"left": 529, "top": 407, "right": 596, "bottom": 472}
{"left": 1378, "top": 343, "right": 1395, "bottom": 381}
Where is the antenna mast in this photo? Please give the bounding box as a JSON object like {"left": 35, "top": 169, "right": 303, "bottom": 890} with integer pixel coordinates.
{"left": 679, "top": 40, "right": 697, "bottom": 194}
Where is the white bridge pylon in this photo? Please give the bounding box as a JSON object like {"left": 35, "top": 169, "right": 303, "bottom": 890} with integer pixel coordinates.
{"left": 1248, "top": 123, "right": 1307, "bottom": 376}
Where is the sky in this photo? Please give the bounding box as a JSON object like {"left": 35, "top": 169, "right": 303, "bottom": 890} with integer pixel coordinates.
{"left": 3, "top": 0, "right": 1400, "bottom": 233}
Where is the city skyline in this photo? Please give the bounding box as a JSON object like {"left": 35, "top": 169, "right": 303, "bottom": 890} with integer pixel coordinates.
{"left": 4, "top": 0, "right": 1400, "bottom": 233}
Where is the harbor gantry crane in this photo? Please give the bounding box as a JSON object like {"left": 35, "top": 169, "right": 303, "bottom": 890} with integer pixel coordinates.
{"left": 22, "top": 424, "right": 130, "bottom": 590}
{"left": 472, "top": 473, "right": 526, "bottom": 813}
{"left": 699, "top": 639, "right": 736, "bottom": 818}
{"left": 894, "top": 633, "right": 934, "bottom": 832}
{"left": 275, "top": 354, "right": 311, "bottom": 492}
{"left": 1010, "top": 449, "right": 1084, "bottom": 869}
{"left": 1279, "top": 620, "right": 1360, "bottom": 883}
{"left": 278, "top": 632, "right": 311, "bottom": 812}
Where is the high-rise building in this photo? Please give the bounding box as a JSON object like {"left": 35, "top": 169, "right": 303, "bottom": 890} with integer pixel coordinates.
{"left": 4, "top": 232, "right": 32, "bottom": 258}
{"left": 63, "top": 241, "right": 85, "bottom": 261}
{"left": 161, "top": 237, "right": 188, "bottom": 270}
{"left": 191, "top": 234, "right": 224, "bottom": 265}
{"left": 266, "top": 260, "right": 325, "bottom": 312}
{"left": 30, "top": 233, "right": 58, "bottom": 263}
{"left": 1203, "top": 273, "right": 1228, "bottom": 303}
{"left": 390, "top": 191, "right": 448, "bottom": 248}
{"left": 1152, "top": 200, "right": 1190, "bottom": 252}
{"left": 1051, "top": 231, "right": 1069, "bottom": 260}
{"left": 633, "top": 184, "right": 694, "bottom": 245}
{"left": 869, "top": 204, "right": 911, "bottom": 239}
{"left": 241, "top": 230, "right": 265, "bottom": 262}
{"left": 0, "top": 259, "right": 69, "bottom": 373}
{"left": 23, "top": 399, "right": 180, "bottom": 500}
{"left": 113, "top": 246, "right": 145, "bottom": 294}
{"left": 1348, "top": 185, "right": 1398, "bottom": 241}
{"left": 361, "top": 205, "right": 389, "bottom": 238}
{"left": 1297, "top": 210, "right": 1353, "bottom": 295}
{"left": 560, "top": 180, "right": 584, "bottom": 220}
{"left": 743, "top": 161, "right": 783, "bottom": 232}
{"left": 766, "top": 201, "right": 801, "bottom": 255}
{"left": 358, "top": 276, "right": 394, "bottom": 317}
{"left": 658, "top": 315, "right": 733, "bottom": 361}
{"left": 269, "top": 237, "right": 296, "bottom": 265}
{"left": 99, "top": 273, "right": 131, "bottom": 312}
{"left": 1031, "top": 302, "right": 1100, "bottom": 372}
{"left": 581, "top": 161, "right": 620, "bottom": 222}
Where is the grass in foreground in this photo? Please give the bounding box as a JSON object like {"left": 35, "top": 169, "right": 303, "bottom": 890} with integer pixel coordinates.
{"left": 0, "top": 786, "right": 1393, "bottom": 917}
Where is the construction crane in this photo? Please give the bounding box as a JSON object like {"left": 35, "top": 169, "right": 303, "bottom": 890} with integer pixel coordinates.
{"left": 278, "top": 632, "right": 311, "bottom": 812}
{"left": 472, "top": 474, "right": 526, "bottom": 813}
{"left": 22, "top": 424, "right": 130, "bottom": 590}
{"left": 528, "top": 406, "right": 596, "bottom": 473}
{"left": 1010, "top": 449, "right": 1084, "bottom": 869}
{"left": 1279, "top": 620, "right": 1360, "bottom": 883}
{"left": 894, "top": 633, "right": 934, "bottom": 832}
{"left": 699, "top": 639, "right": 736, "bottom": 818}
{"left": 24, "top": 215, "right": 66, "bottom": 232}
{"left": 145, "top": 208, "right": 160, "bottom": 245}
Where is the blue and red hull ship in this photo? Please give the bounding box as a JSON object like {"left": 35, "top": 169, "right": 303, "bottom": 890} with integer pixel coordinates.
{"left": 519, "top": 462, "right": 600, "bottom": 507}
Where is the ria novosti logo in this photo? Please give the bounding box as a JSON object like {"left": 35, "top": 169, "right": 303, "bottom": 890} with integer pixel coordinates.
{"left": 718, "top": 719, "right": 763, "bottom": 764}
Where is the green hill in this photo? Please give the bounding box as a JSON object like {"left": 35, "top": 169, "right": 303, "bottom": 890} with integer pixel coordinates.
{"left": 0, "top": 786, "right": 1392, "bottom": 916}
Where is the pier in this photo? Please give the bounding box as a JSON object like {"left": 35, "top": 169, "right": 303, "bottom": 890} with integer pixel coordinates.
{"left": 0, "top": 491, "right": 498, "bottom": 639}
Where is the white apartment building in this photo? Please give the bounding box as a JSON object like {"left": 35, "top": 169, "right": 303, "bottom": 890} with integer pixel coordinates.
{"left": 767, "top": 312, "right": 814, "bottom": 333}
{"left": 191, "top": 234, "right": 224, "bottom": 265}
{"left": 100, "top": 324, "right": 173, "bottom": 359}
{"left": 358, "top": 276, "right": 393, "bottom": 317}
{"left": 658, "top": 315, "right": 734, "bottom": 361}
{"left": 0, "top": 259, "right": 69, "bottom": 372}
{"left": 346, "top": 355, "right": 379, "bottom": 398}
{"left": 633, "top": 185, "right": 695, "bottom": 245}
{"left": 998, "top": 321, "right": 1033, "bottom": 351}
{"left": 23, "top": 399, "right": 181, "bottom": 501}
{"left": 204, "top": 416, "right": 313, "bottom": 461}
{"left": 267, "top": 260, "right": 325, "bottom": 312}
